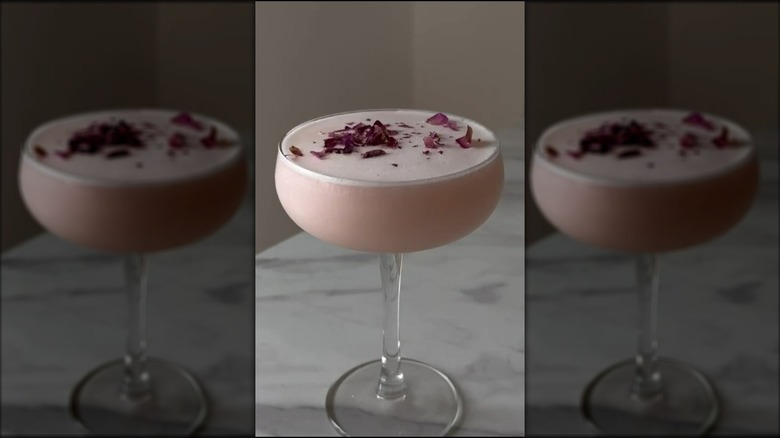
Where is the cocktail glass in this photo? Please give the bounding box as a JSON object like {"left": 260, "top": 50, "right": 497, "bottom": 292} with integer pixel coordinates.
{"left": 18, "top": 109, "right": 248, "bottom": 435}
{"left": 530, "top": 109, "right": 759, "bottom": 435}
{"left": 275, "top": 109, "right": 505, "bottom": 436}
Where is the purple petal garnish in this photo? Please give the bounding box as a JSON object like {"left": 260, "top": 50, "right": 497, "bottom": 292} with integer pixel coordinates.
{"left": 426, "top": 112, "right": 449, "bottom": 126}
{"left": 712, "top": 127, "right": 730, "bottom": 148}
{"left": 456, "top": 125, "right": 474, "bottom": 148}
{"left": 200, "top": 127, "right": 218, "bottom": 148}
{"left": 423, "top": 132, "right": 442, "bottom": 148}
{"left": 171, "top": 112, "right": 204, "bottom": 131}
{"left": 680, "top": 133, "right": 698, "bottom": 149}
{"left": 446, "top": 120, "right": 460, "bottom": 131}
{"left": 682, "top": 112, "right": 716, "bottom": 131}
{"left": 362, "top": 149, "right": 386, "bottom": 159}
{"left": 310, "top": 150, "right": 326, "bottom": 159}
{"left": 169, "top": 132, "right": 187, "bottom": 149}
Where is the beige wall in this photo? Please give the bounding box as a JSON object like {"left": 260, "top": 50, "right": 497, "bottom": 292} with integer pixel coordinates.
{"left": 413, "top": 1, "right": 525, "bottom": 129}
{"left": 255, "top": 1, "right": 525, "bottom": 252}
{"left": 526, "top": 2, "right": 779, "bottom": 246}
{"left": 1, "top": 3, "right": 157, "bottom": 251}
{"left": 1, "top": 2, "right": 253, "bottom": 253}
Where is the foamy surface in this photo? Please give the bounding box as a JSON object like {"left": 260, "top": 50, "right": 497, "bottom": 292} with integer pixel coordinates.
{"left": 280, "top": 109, "right": 499, "bottom": 184}
{"left": 537, "top": 109, "right": 754, "bottom": 184}
{"left": 25, "top": 109, "right": 241, "bottom": 184}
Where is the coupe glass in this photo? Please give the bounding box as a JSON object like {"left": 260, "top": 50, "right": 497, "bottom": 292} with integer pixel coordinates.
{"left": 530, "top": 109, "right": 759, "bottom": 435}
{"left": 18, "top": 110, "right": 247, "bottom": 435}
{"left": 274, "top": 109, "right": 505, "bottom": 436}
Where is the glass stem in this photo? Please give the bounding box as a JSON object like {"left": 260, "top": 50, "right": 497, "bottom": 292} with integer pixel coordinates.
{"left": 631, "top": 253, "right": 663, "bottom": 401}
{"left": 120, "top": 253, "right": 151, "bottom": 401}
{"left": 376, "top": 253, "right": 407, "bottom": 400}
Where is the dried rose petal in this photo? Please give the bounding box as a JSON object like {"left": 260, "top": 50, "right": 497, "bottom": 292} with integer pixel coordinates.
{"left": 310, "top": 150, "right": 326, "bottom": 159}
{"left": 200, "top": 127, "right": 218, "bottom": 148}
{"left": 680, "top": 133, "right": 698, "bottom": 149}
{"left": 171, "top": 112, "right": 204, "bottom": 131}
{"left": 579, "top": 119, "right": 654, "bottom": 155}
{"left": 169, "top": 132, "right": 187, "bottom": 149}
{"left": 33, "top": 145, "right": 47, "bottom": 158}
{"left": 446, "top": 120, "right": 460, "bottom": 131}
{"left": 68, "top": 119, "right": 143, "bottom": 155}
{"left": 423, "top": 132, "right": 442, "bottom": 148}
{"left": 289, "top": 146, "right": 303, "bottom": 157}
{"left": 456, "top": 125, "right": 474, "bottom": 149}
{"left": 712, "top": 127, "right": 730, "bottom": 148}
{"left": 682, "top": 112, "right": 716, "bottom": 131}
{"left": 362, "top": 149, "right": 386, "bottom": 159}
{"left": 426, "top": 112, "right": 449, "bottom": 126}
{"left": 545, "top": 145, "right": 559, "bottom": 158}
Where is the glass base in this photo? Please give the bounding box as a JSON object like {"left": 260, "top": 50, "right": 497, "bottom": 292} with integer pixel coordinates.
{"left": 325, "top": 358, "right": 463, "bottom": 436}
{"left": 69, "top": 358, "right": 208, "bottom": 435}
{"left": 581, "top": 357, "right": 719, "bottom": 436}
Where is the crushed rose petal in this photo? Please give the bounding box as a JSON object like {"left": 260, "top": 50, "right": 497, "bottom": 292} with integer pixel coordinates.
{"left": 310, "top": 150, "right": 326, "bottom": 159}
{"left": 423, "top": 132, "right": 442, "bottom": 148}
{"left": 68, "top": 119, "right": 144, "bottom": 156}
{"left": 456, "top": 125, "right": 474, "bottom": 148}
{"left": 426, "top": 112, "right": 449, "bottom": 126}
{"left": 171, "top": 112, "right": 204, "bottom": 131}
{"left": 169, "top": 132, "right": 187, "bottom": 149}
{"left": 362, "top": 149, "right": 386, "bottom": 159}
{"left": 682, "top": 111, "right": 716, "bottom": 131}
{"left": 446, "top": 120, "right": 460, "bottom": 131}
{"left": 200, "top": 127, "right": 218, "bottom": 148}
{"left": 680, "top": 133, "right": 698, "bottom": 149}
{"left": 712, "top": 127, "right": 730, "bottom": 148}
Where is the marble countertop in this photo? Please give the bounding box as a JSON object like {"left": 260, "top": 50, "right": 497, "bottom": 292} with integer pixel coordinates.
{"left": 1, "top": 197, "right": 256, "bottom": 435}
{"left": 526, "top": 157, "right": 779, "bottom": 435}
{"left": 255, "top": 127, "right": 526, "bottom": 436}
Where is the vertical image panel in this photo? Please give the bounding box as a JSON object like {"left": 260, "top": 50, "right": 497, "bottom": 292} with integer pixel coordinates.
{"left": 255, "top": 1, "right": 525, "bottom": 436}
{"left": 1, "top": 2, "right": 255, "bottom": 435}
{"left": 525, "top": 2, "right": 779, "bottom": 435}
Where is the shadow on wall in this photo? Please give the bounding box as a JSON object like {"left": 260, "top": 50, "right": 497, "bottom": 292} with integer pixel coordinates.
{"left": 525, "top": 1, "right": 779, "bottom": 246}
{"left": 0, "top": 2, "right": 253, "bottom": 253}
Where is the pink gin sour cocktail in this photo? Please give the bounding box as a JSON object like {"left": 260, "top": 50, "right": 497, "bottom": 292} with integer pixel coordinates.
{"left": 18, "top": 109, "right": 247, "bottom": 435}
{"left": 530, "top": 109, "right": 759, "bottom": 435}
{"left": 20, "top": 109, "right": 246, "bottom": 253}
{"left": 276, "top": 109, "right": 504, "bottom": 253}
{"left": 274, "top": 109, "right": 503, "bottom": 436}
{"left": 531, "top": 109, "right": 758, "bottom": 253}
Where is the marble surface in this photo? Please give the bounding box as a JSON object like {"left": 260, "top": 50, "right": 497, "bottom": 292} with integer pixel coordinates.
{"left": 255, "top": 127, "right": 526, "bottom": 436}
{"left": 1, "top": 197, "right": 255, "bottom": 435}
{"left": 526, "top": 157, "right": 779, "bottom": 435}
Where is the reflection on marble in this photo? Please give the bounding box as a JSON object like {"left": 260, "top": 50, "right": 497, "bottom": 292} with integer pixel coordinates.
{"left": 526, "top": 156, "right": 779, "bottom": 435}
{"left": 255, "top": 127, "right": 526, "bottom": 436}
{"left": 1, "top": 198, "right": 255, "bottom": 436}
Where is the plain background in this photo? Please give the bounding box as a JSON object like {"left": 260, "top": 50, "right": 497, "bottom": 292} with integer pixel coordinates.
{"left": 1, "top": 2, "right": 254, "bottom": 252}
{"left": 255, "top": 1, "right": 525, "bottom": 252}
{"left": 526, "top": 1, "right": 780, "bottom": 246}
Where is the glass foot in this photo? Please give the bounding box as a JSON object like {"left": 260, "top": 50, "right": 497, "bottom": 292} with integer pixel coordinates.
{"left": 326, "top": 358, "right": 463, "bottom": 436}
{"left": 581, "top": 357, "right": 719, "bottom": 436}
{"left": 69, "top": 358, "right": 208, "bottom": 435}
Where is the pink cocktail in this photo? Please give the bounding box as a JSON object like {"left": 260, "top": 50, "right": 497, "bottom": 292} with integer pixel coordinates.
{"left": 275, "top": 109, "right": 503, "bottom": 436}
{"left": 530, "top": 109, "right": 758, "bottom": 435}
{"left": 18, "top": 109, "right": 247, "bottom": 435}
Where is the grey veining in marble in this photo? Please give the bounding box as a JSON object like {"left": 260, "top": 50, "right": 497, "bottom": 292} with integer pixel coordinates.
{"left": 526, "top": 147, "right": 779, "bottom": 436}
{"left": 255, "top": 127, "right": 526, "bottom": 436}
{"left": 1, "top": 197, "right": 255, "bottom": 436}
